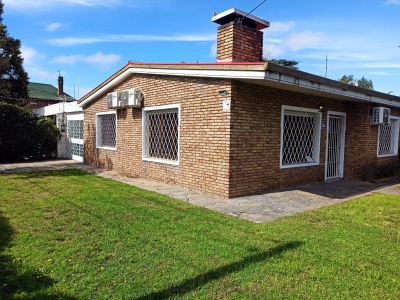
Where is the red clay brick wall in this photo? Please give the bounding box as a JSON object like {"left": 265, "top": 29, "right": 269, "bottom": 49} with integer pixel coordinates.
{"left": 83, "top": 74, "right": 233, "bottom": 198}
{"left": 345, "top": 103, "right": 400, "bottom": 180}
{"left": 228, "top": 81, "right": 337, "bottom": 196}
{"left": 216, "top": 21, "right": 263, "bottom": 62}
{"left": 83, "top": 74, "right": 399, "bottom": 198}
{"left": 228, "top": 81, "right": 398, "bottom": 197}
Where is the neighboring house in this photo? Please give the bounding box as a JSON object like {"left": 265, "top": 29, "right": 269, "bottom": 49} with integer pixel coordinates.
{"left": 33, "top": 75, "right": 82, "bottom": 161}
{"left": 78, "top": 8, "right": 400, "bottom": 198}
{"left": 27, "top": 75, "right": 74, "bottom": 110}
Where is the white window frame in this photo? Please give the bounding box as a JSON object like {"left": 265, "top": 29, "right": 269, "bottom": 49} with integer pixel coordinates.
{"left": 280, "top": 105, "right": 322, "bottom": 169}
{"left": 377, "top": 116, "right": 400, "bottom": 158}
{"left": 96, "top": 111, "right": 117, "bottom": 151}
{"left": 142, "top": 104, "right": 181, "bottom": 166}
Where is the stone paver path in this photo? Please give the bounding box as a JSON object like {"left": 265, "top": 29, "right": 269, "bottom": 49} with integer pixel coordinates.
{"left": 1, "top": 159, "right": 400, "bottom": 223}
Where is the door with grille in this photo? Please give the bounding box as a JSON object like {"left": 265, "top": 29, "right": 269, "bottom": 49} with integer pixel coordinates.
{"left": 325, "top": 112, "right": 346, "bottom": 180}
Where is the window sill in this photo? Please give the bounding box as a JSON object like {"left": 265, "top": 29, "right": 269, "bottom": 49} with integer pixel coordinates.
{"left": 97, "top": 146, "right": 117, "bottom": 151}
{"left": 377, "top": 153, "right": 397, "bottom": 158}
{"left": 280, "top": 162, "right": 319, "bottom": 169}
{"left": 143, "top": 157, "right": 179, "bottom": 166}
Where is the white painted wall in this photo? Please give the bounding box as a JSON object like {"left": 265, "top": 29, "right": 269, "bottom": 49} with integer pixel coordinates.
{"left": 35, "top": 102, "right": 84, "bottom": 161}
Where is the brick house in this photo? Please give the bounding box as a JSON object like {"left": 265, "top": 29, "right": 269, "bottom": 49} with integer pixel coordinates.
{"left": 78, "top": 8, "right": 400, "bottom": 198}
{"left": 27, "top": 75, "right": 75, "bottom": 110}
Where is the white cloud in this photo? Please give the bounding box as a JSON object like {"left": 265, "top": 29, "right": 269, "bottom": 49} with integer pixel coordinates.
{"left": 267, "top": 21, "right": 296, "bottom": 35}
{"left": 28, "top": 68, "right": 60, "bottom": 82}
{"left": 45, "top": 22, "right": 62, "bottom": 32}
{"left": 47, "top": 34, "right": 216, "bottom": 46}
{"left": 3, "top": 0, "right": 157, "bottom": 11}
{"left": 52, "top": 52, "right": 121, "bottom": 70}
{"left": 385, "top": 0, "right": 400, "bottom": 5}
{"left": 262, "top": 31, "right": 326, "bottom": 58}
{"left": 21, "top": 45, "right": 46, "bottom": 65}
{"left": 209, "top": 42, "right": 217, "bottom": 58}
{"left": 263, "top": 44, "right": 286, "bottom": 58}
{"left": 285, "top": 31, "right": 326, "bottom": 52}
{"left": 20, "top": 45, "right": 59, "bottom": 82}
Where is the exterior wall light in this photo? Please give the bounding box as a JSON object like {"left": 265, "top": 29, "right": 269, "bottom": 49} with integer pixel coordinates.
{"left": 318, "top": 102, "right": 324, "bottom": 112}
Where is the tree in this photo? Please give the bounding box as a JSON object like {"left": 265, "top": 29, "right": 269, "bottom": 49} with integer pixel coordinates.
{"left": 263, "top": 57, "right": 300, "bottom": 70}
{"left": 0, "top": 0, "right": 29, "bottom": 105}
{"left": 0, "top": 103, "right": 61, "bottom": 162}
{"left": 338, "top": 74, "right": 374, "bottom": 90}
{"left": 267, "top": 59, "right": 300, "bottom": 70}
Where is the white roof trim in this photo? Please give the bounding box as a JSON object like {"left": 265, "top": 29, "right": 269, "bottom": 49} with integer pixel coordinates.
{"left": 79, "top": 66, "right": 400, "bottom": 109}
{"left": 35, "top": 101, "right": 82, "bottom": 116}
{"left": 78, "top": 68, "right": 265, "bottom": 107}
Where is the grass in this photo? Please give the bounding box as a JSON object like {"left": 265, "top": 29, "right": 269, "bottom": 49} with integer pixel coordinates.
{"left": 0, "top": 169, "right": 399, "bottom": 299}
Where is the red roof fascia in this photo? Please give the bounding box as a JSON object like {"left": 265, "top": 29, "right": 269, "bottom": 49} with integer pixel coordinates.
{"left": 128, "top": 61, "right": 265, "bottom": 66}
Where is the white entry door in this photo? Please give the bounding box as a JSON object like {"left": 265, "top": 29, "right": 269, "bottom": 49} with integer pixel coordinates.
{"left": 66, "top": 112, "right": 84, "bottom": 162}
{"left": 325, "top": 112, "right": 346, "bottom": 180}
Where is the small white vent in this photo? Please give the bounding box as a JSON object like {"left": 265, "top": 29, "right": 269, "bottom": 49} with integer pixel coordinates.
{"left": 349, "top": 80, "right": 358, "bottom": 87}
{"left": 121, "top": 88, "right": 143, "bottom": 108}
{"left": 371, "top": 107, "right": 390, "bottom": 125}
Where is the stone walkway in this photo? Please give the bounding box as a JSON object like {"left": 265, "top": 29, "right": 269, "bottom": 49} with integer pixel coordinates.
{"left": 1, "top": 159, "right": 400, "bottom": 223}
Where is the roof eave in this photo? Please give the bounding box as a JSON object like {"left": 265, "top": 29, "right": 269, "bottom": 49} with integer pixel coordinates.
{"left": 78, "top": 62, "right": 400, "bottom": 108}
{"left": 262, "top": 62, "right": 400, "bottom": 106}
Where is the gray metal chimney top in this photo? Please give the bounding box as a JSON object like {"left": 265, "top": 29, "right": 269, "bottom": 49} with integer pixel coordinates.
{"left": 212, "top": 8, "right": 270, "bottom": 30}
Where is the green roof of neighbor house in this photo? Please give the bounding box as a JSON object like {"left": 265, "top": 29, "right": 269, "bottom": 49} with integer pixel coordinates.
{"left": 28, "top": 82, "right": 75, "bottom": 102}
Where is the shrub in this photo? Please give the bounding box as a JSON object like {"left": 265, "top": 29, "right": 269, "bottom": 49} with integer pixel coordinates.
{"left": 0, "top": 103, "right": 61, "bottom": 162}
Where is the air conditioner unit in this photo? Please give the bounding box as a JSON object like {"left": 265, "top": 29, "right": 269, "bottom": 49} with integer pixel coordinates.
{"left": 371, "top": 107, "right": 390, "bottom": 125}
{"left": 106, "top": 92, "right": 122, "bottom": 108}
{"left": 121, "top": 88, "right": 143, "bottom": 108}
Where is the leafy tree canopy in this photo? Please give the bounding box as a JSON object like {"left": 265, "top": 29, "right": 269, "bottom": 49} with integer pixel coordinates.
{"left": 0, "top": 103, "right": 61, "bottom": 162}
{"left": 0, "top": 0, "right": 29, "bottom": 105}
{"left": 263, "top": 58, "right": 300, "bottom": 70}
{"left": 338, "top": 74, "right": 374, "bottom": 90}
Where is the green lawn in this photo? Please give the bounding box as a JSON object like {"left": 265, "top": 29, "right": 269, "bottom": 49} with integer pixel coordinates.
{"left": 0, "top": 169, "right": 399, "bottom": 299}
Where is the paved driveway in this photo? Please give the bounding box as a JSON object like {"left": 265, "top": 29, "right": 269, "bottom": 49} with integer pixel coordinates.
{"left": 1, "top": 159, "right": 400, "bottom": 223}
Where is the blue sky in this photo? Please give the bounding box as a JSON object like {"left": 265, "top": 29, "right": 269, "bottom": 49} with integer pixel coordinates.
{"left": 3, "top": 0, "right": 400, "bottom": 99}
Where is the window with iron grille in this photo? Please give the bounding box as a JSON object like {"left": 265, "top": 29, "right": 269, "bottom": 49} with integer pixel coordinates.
{"left": 96, "top": 112, "right": 117, "bottom": 150}
{"left": 280, "top": 106, "right": 321, "bottom": 168}
{"left": 377, "top": 117, "right": 399, "bottom": 157}
{"left": 67, "top": 120, "right": 83, "bottom": 140}
{"left": 143, "top": 104, "right": 180, "bottom": 165}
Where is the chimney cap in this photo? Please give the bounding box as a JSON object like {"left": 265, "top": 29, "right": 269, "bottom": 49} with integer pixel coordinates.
{"left": 212, "top": 8, "right": 270, "bottom": 30}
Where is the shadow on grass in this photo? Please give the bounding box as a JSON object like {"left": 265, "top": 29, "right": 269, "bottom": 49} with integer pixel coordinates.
{"left": 1, "top": 168, "right": 91, "bottom": 179}
{"left": 0, "top": 213, "right": 77, "bottom": 300}
{"left": 134, "top": 241, "right": 303, "bottom": 300}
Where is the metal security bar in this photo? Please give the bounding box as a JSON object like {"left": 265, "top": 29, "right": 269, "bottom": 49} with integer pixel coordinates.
{"left": 282, "top": 110, "right": 317, "bottom": 165}
{"left": 326, "top": 116, "right": 344, "bottom": 179}
{"left": 144, "top": 108, "right": 179, "bottom": 161}
{"left": 378, "top": 119, "right": 398, "bottom": 156}
{"left": 97, "top": 114, "right": 116, "bottom": 148}
{"left": 67, "top": 120, "right": 84, "bottom": 139}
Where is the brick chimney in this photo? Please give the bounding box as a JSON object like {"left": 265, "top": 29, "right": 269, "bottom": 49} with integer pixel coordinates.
{"left": 58, "top": 75, "right": 64, "bottom": 96}
{"left": 212, "top": 8, "right": 270, "bottom": 62}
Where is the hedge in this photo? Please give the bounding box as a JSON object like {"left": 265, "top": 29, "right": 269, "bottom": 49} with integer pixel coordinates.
{"left": 0, "top": 102, "right": 61, "bottom": 162}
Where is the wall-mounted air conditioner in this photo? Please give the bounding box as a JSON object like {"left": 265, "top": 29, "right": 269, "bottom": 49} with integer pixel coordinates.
{"left": 371, "top": 107, "right": 390, "bottom": 125}
{"left": 121, "top": 88, "right": 143, "bottom": 108}
{"left": 106, "top": 92, "right": 122, "bottom": 109}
